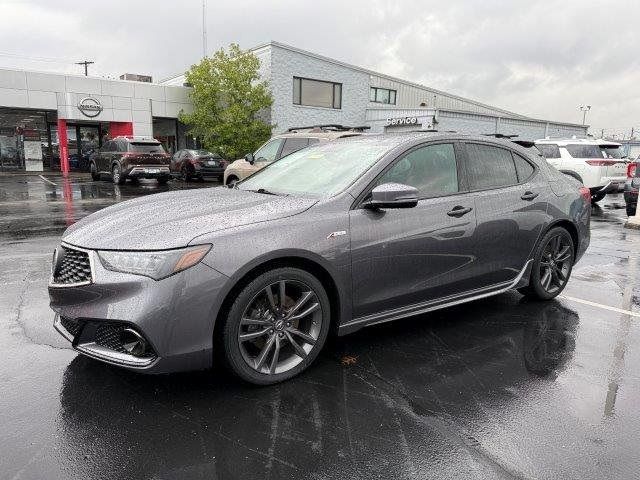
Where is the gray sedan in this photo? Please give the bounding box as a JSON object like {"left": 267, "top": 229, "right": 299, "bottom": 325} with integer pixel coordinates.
{"left": 49, "top": 133, "right": 591, "bottom": 384}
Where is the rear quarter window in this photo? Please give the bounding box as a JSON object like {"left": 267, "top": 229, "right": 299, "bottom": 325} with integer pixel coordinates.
{"left": 564, "top": 144, "right": 601, "bottom": 158}
{"left": 129, "top": 142, "right": 166, "bottom": 154}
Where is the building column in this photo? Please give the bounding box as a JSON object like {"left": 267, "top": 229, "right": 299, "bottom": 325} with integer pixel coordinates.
{"left": 57, "top": 119, "right": 69, "bottom": 175}
{"left": 109, "top": 122, "right": 134, "bottom": 137}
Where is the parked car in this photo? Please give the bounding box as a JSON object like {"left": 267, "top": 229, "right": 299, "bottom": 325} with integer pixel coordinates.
{"left": 535, "top": 138, "right": 627, "bottom": 202}
{"left": 623, "top": 160, "right": 638, "bottom": 216}
{"left": 49, "top": 132, "right": 590, "bottom": 384}
{"left": 171, "top": 149, "right": 228, "bottom": 182}
{"left": 223, "top": 124, "right": 367, "bottom": 186}
{"left": 89, "top": 136, "right": 171, "bottom": 185}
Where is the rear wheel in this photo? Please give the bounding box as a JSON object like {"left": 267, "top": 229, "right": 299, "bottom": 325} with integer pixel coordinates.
{"left": 591, "top": 192, "right": 606, "bottom": 203}
{"left": 226, "top": 175, "right": 239, "bottom": 188}
{"left": 90, "top": 162, "right": 100, "bottom": 181}
{"left": 111, "top": 163, "right": 126, "bottom": 185}
{"left": 157, "top": 176, "right": 169, "bottom": 185}
{"left": 519, "top": 227, "right": 574, "bottom": 300}
{"left": 222, "top": 268, "right": 331, "bottom": 385}
{"left": 181, "top": 165, "right": 194, "bottom": 182}
{"left": 627, "top": 205, "right": 637, "bottom": 217}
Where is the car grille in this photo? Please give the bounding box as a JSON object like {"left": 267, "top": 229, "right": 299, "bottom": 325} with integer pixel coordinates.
{"left": 95, "top": 323, "right": 156, "bottom": 359}
{"left": 53, "top": 246, "right": 92, "bottom": 285}
{"left": 60, "top": 316, "right": 83, "bottom": 338}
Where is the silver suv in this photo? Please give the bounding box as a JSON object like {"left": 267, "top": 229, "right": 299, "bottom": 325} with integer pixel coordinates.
{"left": 223, "top": 125, "right": 367, "bottom": 186}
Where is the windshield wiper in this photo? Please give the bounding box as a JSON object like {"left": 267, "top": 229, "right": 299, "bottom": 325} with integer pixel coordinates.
{"left": 246, "top": 188, "right": 279, "bottom": 195}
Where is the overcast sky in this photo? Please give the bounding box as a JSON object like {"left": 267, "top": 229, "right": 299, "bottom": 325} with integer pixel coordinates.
{"left": 1, "top": 0, "right": 638, "bottom": 136}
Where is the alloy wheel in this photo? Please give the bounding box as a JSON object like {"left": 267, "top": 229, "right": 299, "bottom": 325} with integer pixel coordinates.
{"left": 112, "top": 165, "right": 120, "bottom": 183}
{"left": 238, "top": 280, "right": 322, "bottom": 375}
{"left": 539, "top": 234, "right": 572, "bottom": 294}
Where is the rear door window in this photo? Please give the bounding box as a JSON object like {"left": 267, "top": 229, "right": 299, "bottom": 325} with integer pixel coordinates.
{"left": 536, "top": 144, "right": 561, "bottom": 159}
{"left": 280, "top": 138, "right": 310, "bottom": 158}
{"left": 464, "top": 143, "right": 518, "bottom": 190}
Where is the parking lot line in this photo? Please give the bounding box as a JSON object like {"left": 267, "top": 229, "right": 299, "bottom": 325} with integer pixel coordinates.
{"left": 38, "top": 175, "right": 56, "bottom": 186}
{"left": 559, "top": 295, "right": 640, "bottom": 318}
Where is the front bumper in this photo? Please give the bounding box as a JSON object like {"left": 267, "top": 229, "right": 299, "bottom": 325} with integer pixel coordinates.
{"left": 49, "top": 245, "right": 229, "bottom": 373}
{"left": 125, "top": 165, "right": 171, "bottom": 178}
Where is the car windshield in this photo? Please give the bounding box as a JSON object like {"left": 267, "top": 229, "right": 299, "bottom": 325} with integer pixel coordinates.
{"left": 564, "top": 144, "right": 601, "bottom": 158}
{"left": 600, "top": 145, "right": 625, "bottom": 159}
{"left": 129, "top": 142, "right": 165, "bottom": 154}
{"left": 238, "top": 140, "right": 390, "bottom": 197}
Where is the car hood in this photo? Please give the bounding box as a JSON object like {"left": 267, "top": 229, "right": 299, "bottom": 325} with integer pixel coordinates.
{"left": 62, "top": 187, "right": 317, "bottom": 250}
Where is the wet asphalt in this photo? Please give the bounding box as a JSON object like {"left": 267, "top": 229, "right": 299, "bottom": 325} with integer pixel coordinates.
{"left": 1, "top": 173, "right": 639, "bottom": 480}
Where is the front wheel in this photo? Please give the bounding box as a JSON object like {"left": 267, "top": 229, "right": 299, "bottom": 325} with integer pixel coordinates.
{"left": 226, "top": 175, "right": 239, "bottom": 188}
{"left": 90, "top": 162, "right": 100, "bottom": 181}
{"left": 519, "top": 227, "right": 574, "bottom": 300}
{"left": 222, "top": 268, "right": 331, "bottom": 385}
{"left": 111, "top": 163, "right": 126, "bottom": 185}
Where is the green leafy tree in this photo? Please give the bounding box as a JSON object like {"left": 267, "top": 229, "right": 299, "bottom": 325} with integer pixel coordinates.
{"left": 179, "top": 44, "right": 273, "bottom": 160}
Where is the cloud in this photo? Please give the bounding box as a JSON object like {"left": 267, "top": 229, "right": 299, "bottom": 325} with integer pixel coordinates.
{"left": 0, "top": 0, "right": 637, "bottom": 134}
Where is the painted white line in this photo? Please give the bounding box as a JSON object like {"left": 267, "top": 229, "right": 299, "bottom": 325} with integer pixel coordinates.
{"left": 559, "top": 295, "right": 640, "bottom": 318}
{"left": 38, "top": 175, "right": 56, "bottom": 186}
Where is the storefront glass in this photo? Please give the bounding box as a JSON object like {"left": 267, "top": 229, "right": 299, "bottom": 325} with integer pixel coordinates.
{"left": 0, "top": 108, "right": 49, "bottom": 171}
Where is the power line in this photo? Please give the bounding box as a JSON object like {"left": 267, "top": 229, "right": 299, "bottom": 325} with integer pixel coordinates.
{"left": 0, "top": 51, "right": 75, "bottom": 64}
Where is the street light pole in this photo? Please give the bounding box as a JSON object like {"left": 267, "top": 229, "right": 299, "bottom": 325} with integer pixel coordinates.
{"left": 202, "top": 0, "right": 207, "bottom": 58}
{"left": 579, "top": 105, "right": 591, "bottom": 125}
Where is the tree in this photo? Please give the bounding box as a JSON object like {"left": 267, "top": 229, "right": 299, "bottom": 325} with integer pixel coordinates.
{"left": 179, "top": 44, "right": 273, "bottom": 160}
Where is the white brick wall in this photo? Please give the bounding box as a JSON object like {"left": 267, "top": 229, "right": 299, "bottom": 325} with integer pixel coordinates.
{"left": 268, "top": 45, "right": 370, "bottom": 132}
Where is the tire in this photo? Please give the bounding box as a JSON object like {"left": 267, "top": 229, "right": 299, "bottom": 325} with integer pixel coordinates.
{"left": 222, "top": 267, "right": 331, "bottom": 385}
{"left": 157, "top": 176, "right": 169, "bottom": 185}
{"left": 519, "top": 227, "right": 574, "bottom": 301}
{"left": 181, "top": 165, "right": 193, "bottom": 182}
{"left": 627, "top": 205, "right": 637, "bottom": 217}
{"left": 591, "top": 192, "right": 606, "bottom": 203}
{"left": 111, "top": 163, "right": 126, "bottom": 185}
{"left": 90, "top": 162, "right": 100, "bottom": 181}
{"left": 226, "top": 175, "right": 239, "bottom": 188}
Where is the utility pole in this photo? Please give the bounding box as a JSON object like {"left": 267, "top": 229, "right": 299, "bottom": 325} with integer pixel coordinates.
{"left": 579, "top": 105, "right": 591, "bottom": 125}
{"left": 75, "top": 60, "right": 94, "bottom": 76}
{"left": 202, "top": 0, "right": 207, "bottom": 58}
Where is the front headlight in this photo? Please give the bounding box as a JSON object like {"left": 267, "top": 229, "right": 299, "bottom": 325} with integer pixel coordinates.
{"left": 97, "top": 244, "right": 211, "bottom": 280}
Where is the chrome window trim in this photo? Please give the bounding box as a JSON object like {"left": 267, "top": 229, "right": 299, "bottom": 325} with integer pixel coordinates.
{"left": 48, "top": 242, "right": 95, "bottom": 288}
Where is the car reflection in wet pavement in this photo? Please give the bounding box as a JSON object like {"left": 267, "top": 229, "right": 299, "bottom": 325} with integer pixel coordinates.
{"left": 1, "top": 175, "right": 639, "bottom": 479}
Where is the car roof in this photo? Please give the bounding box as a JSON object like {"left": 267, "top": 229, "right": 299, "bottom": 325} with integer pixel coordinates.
{"left": 274, "top": 130, "right": 363, "bottom": 141}
{"left": 535, "top": 137, "right": 601, "bottom": 146}
{"left": 112, "top": 136, "right": 160, "bottom": 144}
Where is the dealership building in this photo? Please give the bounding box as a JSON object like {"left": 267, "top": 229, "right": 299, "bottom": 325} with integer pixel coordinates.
{"left": 0, "top": 41, "right": 587, "bottom": 172}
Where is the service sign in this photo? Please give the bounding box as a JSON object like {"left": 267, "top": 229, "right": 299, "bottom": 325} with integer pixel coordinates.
{"left": 77, "top": 97, "right": 103, "bottom": 118}
{"left": 386, "top": 116, "right": 418, "bottom": 126}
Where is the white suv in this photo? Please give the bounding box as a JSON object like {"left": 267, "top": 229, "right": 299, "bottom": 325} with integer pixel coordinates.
{"left": 535, "top": 138, "right": 628, "bottom": 202}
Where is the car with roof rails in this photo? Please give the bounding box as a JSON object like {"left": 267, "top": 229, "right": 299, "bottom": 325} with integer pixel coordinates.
{"left": 50, "top": 132, "right": 590, "bottom": 384}
{"left": 222, "top": 124, "right": 368, "bottom": 186}
{"left": 89, "top": 136, "right": 171, "bottom": 185}
{"left": 535, "top": 137, "right": 628, "bottom": 203}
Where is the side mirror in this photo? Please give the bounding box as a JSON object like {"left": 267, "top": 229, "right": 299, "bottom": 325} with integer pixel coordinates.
{"left": 365, "top": 183, "right": 419, "bottom": 209}
{"left": 244, "top": 152, "right": 255, "bottom": 165}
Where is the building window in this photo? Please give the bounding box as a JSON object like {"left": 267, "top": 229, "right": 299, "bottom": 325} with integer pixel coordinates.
{"left": 370, "top": 87, "right": 397, "bottom": 105}
{"left": 293, "top": 77, "right": 342, "bottom": 109}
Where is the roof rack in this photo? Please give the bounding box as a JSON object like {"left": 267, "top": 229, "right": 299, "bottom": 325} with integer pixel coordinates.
{"left": 286, "top": 124, "right": 371, "bottom": 132}
{"left": 483, "top": 133, "right": 519, "bottom": 139}
{"left": 407, "top": 129, "right": 457, "bottom": 133}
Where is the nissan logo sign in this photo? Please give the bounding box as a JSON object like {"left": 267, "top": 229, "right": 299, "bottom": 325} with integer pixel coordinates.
{"left": 77, "top": 97, "right": 103, "bottom": 118}
{"left": 386, "top": 116, "right": 418, "bottom": 126}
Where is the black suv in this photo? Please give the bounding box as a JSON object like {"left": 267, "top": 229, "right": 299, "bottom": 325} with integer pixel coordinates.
{"left": 624, "top": 160, "right": 638, "bottom": 216}
{"left": 89, "top": 136, "right": 171, "bottom": 185}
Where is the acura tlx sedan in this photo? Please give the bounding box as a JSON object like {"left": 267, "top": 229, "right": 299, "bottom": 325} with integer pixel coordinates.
{"left": 49, "top": 133, "right": 591, "bottom": 384}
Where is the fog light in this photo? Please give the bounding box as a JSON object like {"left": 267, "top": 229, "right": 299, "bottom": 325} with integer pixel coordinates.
{"left": 120, "top": 328, "right": 147, "bottom": 357}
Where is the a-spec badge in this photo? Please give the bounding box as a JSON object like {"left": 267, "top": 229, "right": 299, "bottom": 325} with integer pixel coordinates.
{"left": 326, "top": 230, "right": 347, "bottom": 239}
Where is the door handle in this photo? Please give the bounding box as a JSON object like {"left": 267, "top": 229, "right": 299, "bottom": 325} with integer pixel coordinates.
{"left": 521, "top": 191, "right": 539, "bottom": 201}
{"left": 447, "top": 206, "right": 473, "bottom": 217}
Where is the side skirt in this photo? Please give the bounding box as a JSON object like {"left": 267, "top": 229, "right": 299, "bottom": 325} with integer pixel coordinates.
{"left": 338, "top": 259, "right": 533, "bottom": 336}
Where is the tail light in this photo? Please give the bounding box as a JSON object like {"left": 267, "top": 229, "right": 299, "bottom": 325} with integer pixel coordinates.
{"left": 578, "top": 186, "right": 591, "bottom": 203}
{"left": 121, "top": 152, "right": 136, "bottom": 158}
{"left": 585, "top": 159, "right": 610, "bottom": 166}
{"left": 627, "top": 162, "right": 637, "bottom": 178}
